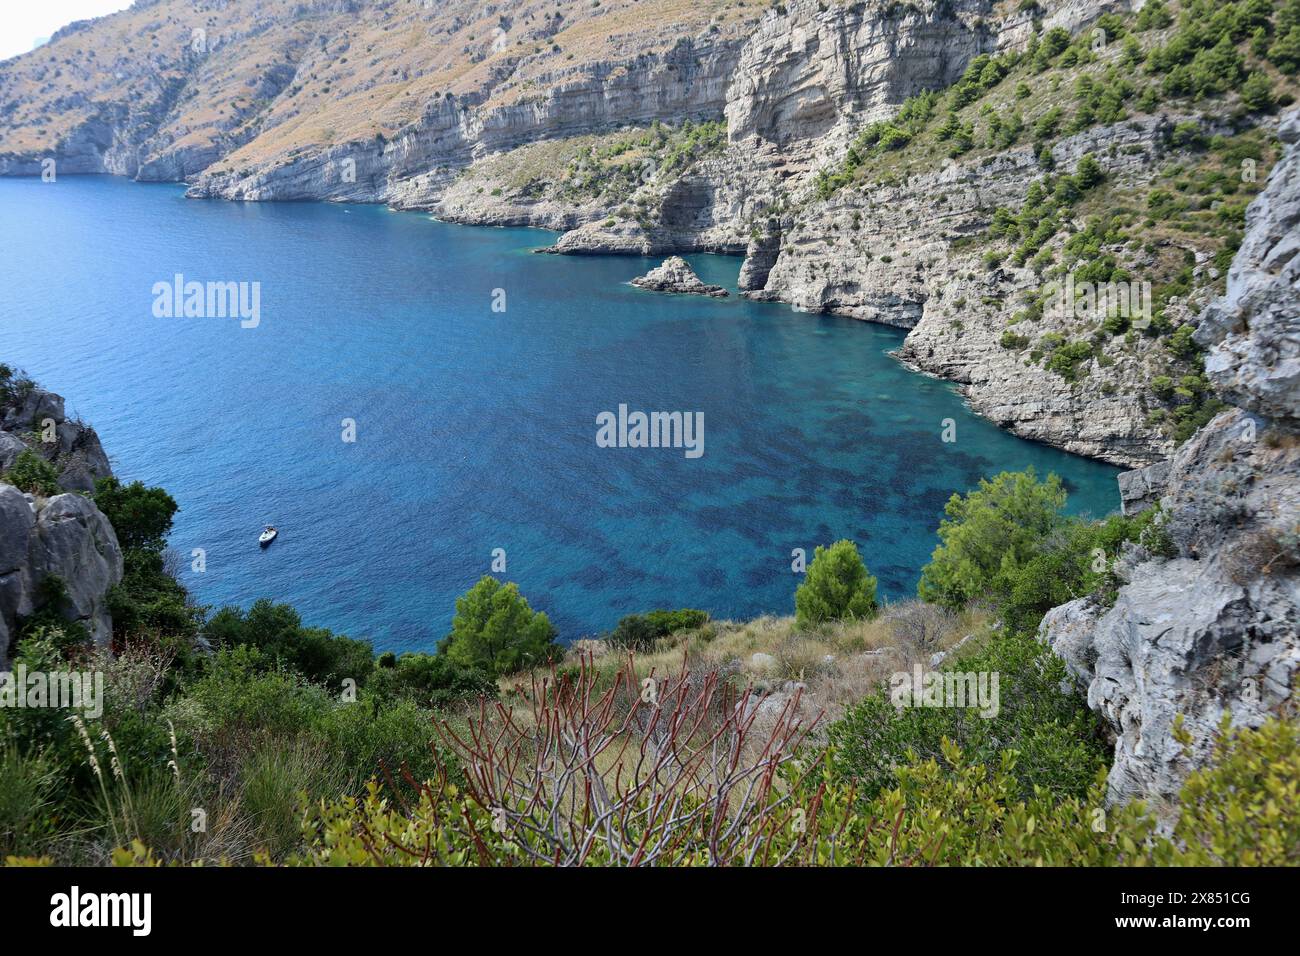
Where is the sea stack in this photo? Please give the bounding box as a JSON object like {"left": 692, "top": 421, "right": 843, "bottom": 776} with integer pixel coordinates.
{"left": 631, "top": 256, "right": 729, "bottom": 298}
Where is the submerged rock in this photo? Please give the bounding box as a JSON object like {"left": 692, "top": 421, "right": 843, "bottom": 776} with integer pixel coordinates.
{"left": 631, "top": 256, "right": 729, "bottom": 298}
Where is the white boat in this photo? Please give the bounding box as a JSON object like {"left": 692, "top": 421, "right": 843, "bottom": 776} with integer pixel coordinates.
{"left": 259, "top": 526, "right": 278, "bottom": 547}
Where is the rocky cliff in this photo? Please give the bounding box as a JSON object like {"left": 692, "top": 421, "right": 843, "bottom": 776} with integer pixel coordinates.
{"left": 9, "top": 0, "right": 1272, "bottom": 466}
{"left": 1040, "top": 109, "right": 1300, "bottom": 812}
{"left": 0, "top": 381, "right": 113, "bottom": 494}
{"left": 0, "top": 378, "right": 123, "bottom": 668}
{"left": 0, "top": 485, "right": 124, "bottom": 669}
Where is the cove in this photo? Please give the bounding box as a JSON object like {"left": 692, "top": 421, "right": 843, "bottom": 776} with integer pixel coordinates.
{"left": 0, "top": 176, "right": 1121, "bottom": 652}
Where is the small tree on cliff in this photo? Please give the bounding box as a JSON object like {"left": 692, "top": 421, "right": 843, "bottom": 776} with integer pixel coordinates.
{"left": 440, "top": 576, "right": 561, "bottom": 676}
{"left": 795, "top": 540, "right": 879, "bottom": 628}
{"left": 93, "top": 477, "right": 178, "bottom": 552}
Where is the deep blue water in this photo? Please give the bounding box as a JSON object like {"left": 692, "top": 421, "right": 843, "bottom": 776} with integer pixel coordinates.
{"left": 0, "top": 176, "right": 1120, "bottom": 651}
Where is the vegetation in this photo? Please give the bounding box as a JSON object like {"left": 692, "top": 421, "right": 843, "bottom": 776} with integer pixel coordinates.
{"left": 438, "top": 576, "right": 561, "bottom": 676}
{"left": 829, "top": 627, "right": 1111, "bottom": 803}
{"left": 605, "top": 608, "right": 710, "bottom": 652}
{"left": 4, "top": 453, "right": 1295, "bottom": 867}
{"left": 0, "top": 364, "right": 35, "bottom": 406}
{"left": 0, "top": 450, "right": 59, "bottom": 496}
{"left": 918, "top": 468, "right": 1170, "bottom": 631}
{"left": 112, "top": 687, "right": 1297, "bottom": 868}
{"left": 795, "top": 540, "right": 879, "bottom": 627}
{"left": 802, "top": 1, "right": 1291, "bottom": 446}
{"left": 3, "top": 0, "right": 1297, "bottom": 869}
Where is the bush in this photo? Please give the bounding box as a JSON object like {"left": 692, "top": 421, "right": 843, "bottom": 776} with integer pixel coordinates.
{"left": 439, "top": 576, "right": 560, "bottom": 676}
{"left": 204, "top": 599, "right": 373, "bottom": 690}
{"left": 1044, "top": 340, "right": 1095, "bottom": 381}
{"left": 108, "top": 548, "right": 200, "bottom": 641}
{"left": 1073, "top": 153, "right": 1105, "bottom": 190}
{"left": 918, "top": 468, "right": 1067, "bottom": 611}
{"left": 605, "top": 608, "right": 710, "bottom": 652}
{"left": 1153, "top": 714, "right": 1300, "bottom": 865}
{"left": 368, "top": 652, "right": 496, "bottom": 709}
{"left": 1, "top": 450, "right": 59, "bottom": 496}
{"left": 1239, "top": 71, "right": 1275, "bottom": 112}
{"left": 795, "top": 540, "right": 879, "bottom": 628}
{"left": 827, "top": 628, "right": 1110, "bottom": 802}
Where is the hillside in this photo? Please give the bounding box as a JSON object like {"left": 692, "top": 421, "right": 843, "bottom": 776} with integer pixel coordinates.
{"left": 3, "top": 0, "right": 1296, "bottom": 467}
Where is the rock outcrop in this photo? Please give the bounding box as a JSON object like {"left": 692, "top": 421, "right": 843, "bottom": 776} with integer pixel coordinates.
{"left": 1040, "top": 109, "right": 1300, "bottom": 811}
{"left": 0, "top": 483, "right": 124, "bottom": 668}
{"left": 631, "top": 256, "right": 729, "bottom": 297}
{"left": 1, "top": 383, "right": 113, "bottom": 493}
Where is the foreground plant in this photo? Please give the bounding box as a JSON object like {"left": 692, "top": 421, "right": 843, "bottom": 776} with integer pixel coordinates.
{"left": 437, "top": 654, "right": 824, "bottom": 865}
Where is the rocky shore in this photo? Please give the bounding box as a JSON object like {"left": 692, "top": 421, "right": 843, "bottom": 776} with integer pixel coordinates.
{"left": 0, "top": 0, "right": 1203, "bottom": 468}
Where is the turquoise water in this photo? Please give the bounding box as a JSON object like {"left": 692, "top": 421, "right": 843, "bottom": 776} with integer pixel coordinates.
{"left": 0, "top": 176, "right": 1120, "bottom": 651}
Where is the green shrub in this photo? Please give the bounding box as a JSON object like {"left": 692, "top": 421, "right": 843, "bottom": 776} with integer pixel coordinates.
{"left": 1044, "top": 340, "right": 1095, "bottom": 381}
{"left": 1153, "top": 714, "right": 1300, "bottom": 865}
{"left": 795, "top": 540, "right": 879, "bottom": 628}
{"left": 1, "top": 450, "right": 59, "bottom": 496}
{"left": 92, "top": 478, "right": 178, "bottom": 551}
{"left": 828, "top": 628, "right": 1110, "bottom": 802}
{"left": 368, "top": 652, "right": 496, "bottom": 709}
{"left": 204, "top": 599, "right": 373, "bottom": 690}
{"left": 313, "top": 694, "right": 442, "bottom": 792}
{"left": 605, "top": 608, "right": 710, "bottom": 652}
{"left": 108, "top": 548, "right": 200, "bottom": 641}
{"left": 1240, "top": 71, "right": 1275, "bottom": 112}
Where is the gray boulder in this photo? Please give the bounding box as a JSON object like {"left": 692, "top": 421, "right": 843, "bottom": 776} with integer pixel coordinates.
{"left": 0, "top": 430, "right": 25, "bottom": 472}
{"left": 0, "top": 483, "right": 123, "bottom": 667}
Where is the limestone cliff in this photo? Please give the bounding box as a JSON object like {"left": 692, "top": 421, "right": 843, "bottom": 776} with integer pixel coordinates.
{"left": 0, "top": 375, "right": 123, "bottom": 666}
{"left": 0, "top": 484, "right": 124, "bottom": 669}
{"left": 1040, "top": 109, "right": 1300, "bottom": 812}
{"left": 1, "top": 379, "right": 113, "bottom": 494}
{"left": 1, "top": 0, "right": 1293, "bottom": 469}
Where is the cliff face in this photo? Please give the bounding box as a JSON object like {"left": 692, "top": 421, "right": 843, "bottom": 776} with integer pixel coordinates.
{"left": 6, "top": 0, "right": 1208, "bottom": 464}
{"left": 0, "top": 1, "right": 1288, "bottom": 462}
{"left": 0, "top": 485, "right": 124, "bottom": 669}
{"left": 0, "top": 380, "right": 123, "bottom": 668}
{"left": 1, "top": 385, "right": 113, "bottom": 494}
{"left": 1040, "top": 110, "right": 1300, "bottom": 811}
